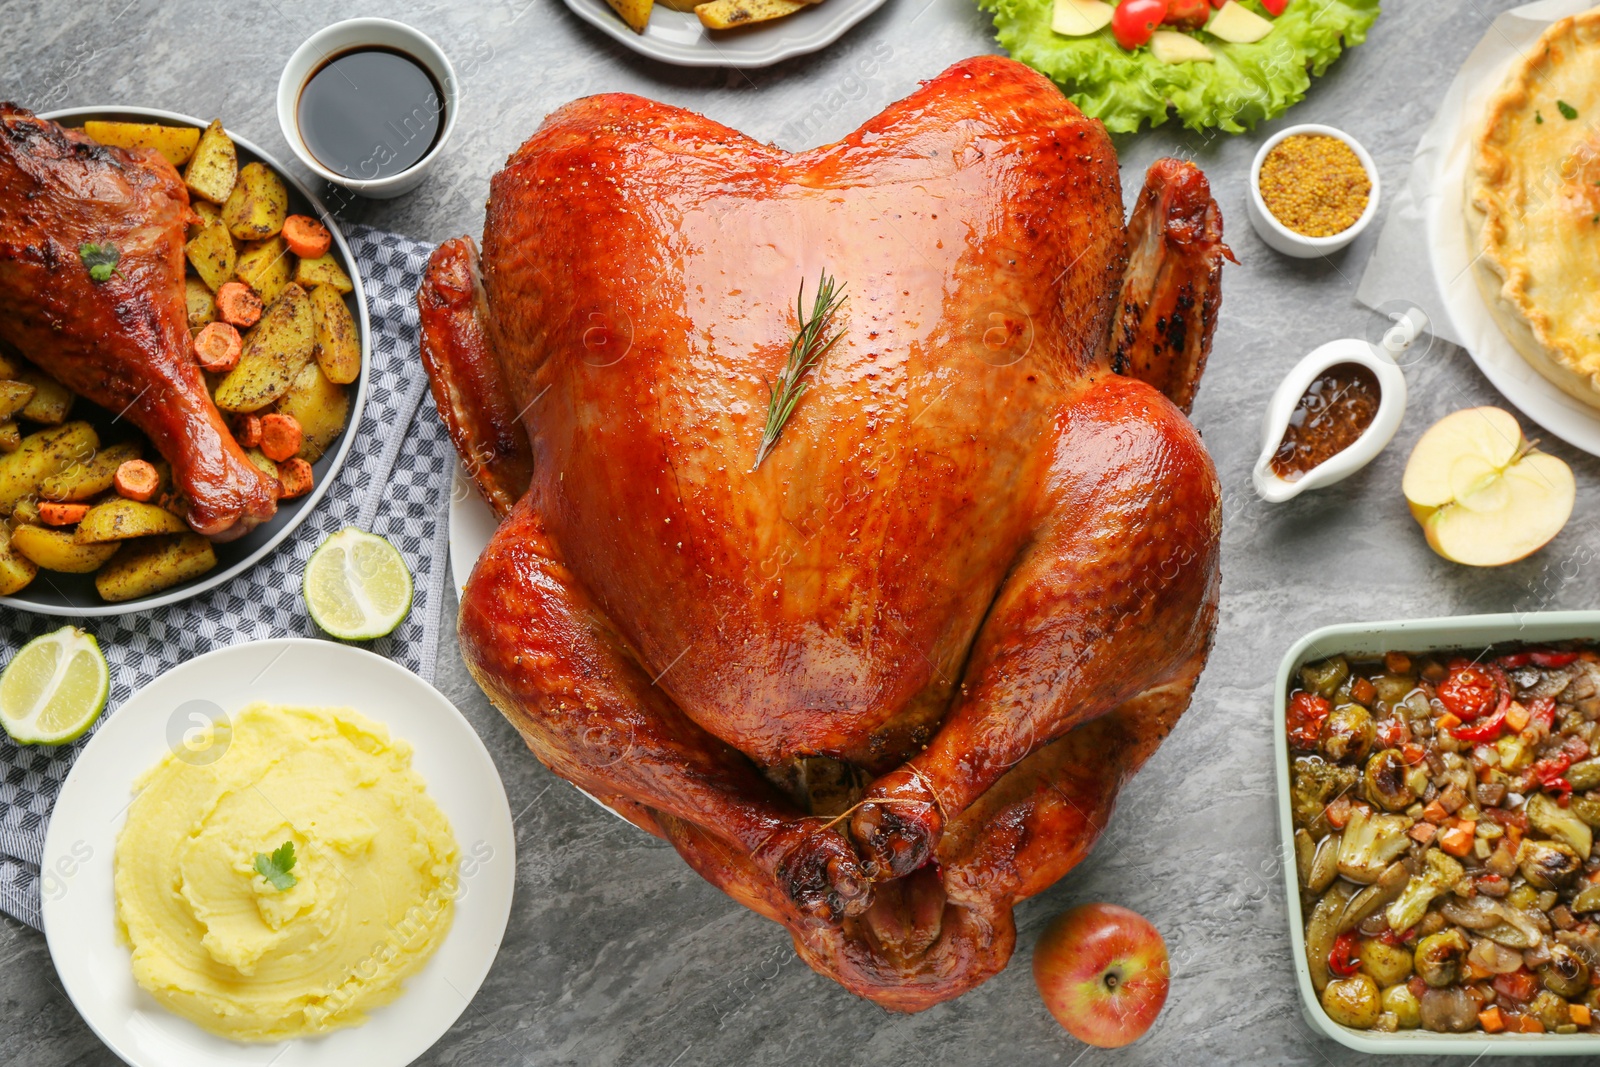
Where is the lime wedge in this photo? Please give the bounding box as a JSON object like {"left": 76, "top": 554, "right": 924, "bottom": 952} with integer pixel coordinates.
{"left": 304, "top": 528, "right": 413, "bottom": 641}
{"left": 0, "top": 626, "right": 110, "bottom": 745}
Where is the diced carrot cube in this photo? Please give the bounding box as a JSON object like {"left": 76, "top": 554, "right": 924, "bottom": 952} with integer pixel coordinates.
{"left": 1516, "top": 1015, "right": 1546, "bottom": 1033}
{"left": 1571, "top": 1003, "right": 1592, "bottom": 1026}
{"left": 1423, "top": 800, "right": 1450, "bottom": 824}
{"left": 1479, "top": 1006, "right": 1506, "bottom": 1033}
{"left": 1386, "top": 651, "right": 1412, "bottom": 674}
{"left": 1440, "top": 825, "right": 1475, "bottom": 857}
{"left": 1437, "top": 713, "right": 1463, "bottom": 731}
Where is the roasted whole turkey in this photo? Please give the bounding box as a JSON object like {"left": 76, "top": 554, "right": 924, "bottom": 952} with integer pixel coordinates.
{"left": 420, "top": 56, "right": 1229, "bottom": 1011}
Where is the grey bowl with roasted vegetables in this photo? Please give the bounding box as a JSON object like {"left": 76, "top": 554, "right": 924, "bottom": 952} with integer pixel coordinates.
{"left": 1277, "top": 612, "right": 1600, "bottom": 1055}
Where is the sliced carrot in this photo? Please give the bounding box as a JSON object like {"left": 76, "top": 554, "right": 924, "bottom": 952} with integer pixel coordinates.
{"left": 193, "top": 321, "right": 242, "bottom": 373}
{"left": 281, "top": 214, "right": 332, "bottom": 259}
{"left": 39, "top": 501, "right": 89, "bottom": 526}
{"left": 278, "top": 457, "right": 314, "bottom": 499}
{"left": 1506, "top": 701, "right": 1531, "bottom": 732}
{"left": 235, "top": 413, "right": 262, "bottom": 448}
{"left": 259, "top": 413, "right": 303, "bottom": 463}
{"left": 215, "top": 281, "right": 263, "bottom": 329}
{"left": 113, "top": 459, "right": 160, "bottom": 502}
{"left": 1479, "top": 1007, "right": 1506, "bottom": 1033}
{"left": 1572, "top": 1003, "right": 1592, "bottom": 1027}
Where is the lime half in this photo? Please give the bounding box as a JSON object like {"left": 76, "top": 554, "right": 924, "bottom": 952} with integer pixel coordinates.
{"left": 0, "top": 626, "right": 110, "bottom": 745}
{"left": 304, "top": 528, "right": 413, "bottom": 641}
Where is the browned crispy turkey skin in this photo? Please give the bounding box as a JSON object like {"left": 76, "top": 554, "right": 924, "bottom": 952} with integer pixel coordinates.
{"left": 0, "top": 105, "right": 277, "bottom": 539}
{"left": 420, "top": 56, "right": 1230, "bottom": 1011}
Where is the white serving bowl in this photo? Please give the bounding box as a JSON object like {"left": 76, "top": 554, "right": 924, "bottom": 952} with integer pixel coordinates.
{"left": 1277, "top": 612, "right": 1600, "bottom": 1056}
{"left": 1252, "top": 337, "right": 1407, "bottom": 503}
{"left": 276, "top": 18, "right": 458, "bottom": 199}
{"left": 1247, "top": 123, "right": 1381, "bottom": 258}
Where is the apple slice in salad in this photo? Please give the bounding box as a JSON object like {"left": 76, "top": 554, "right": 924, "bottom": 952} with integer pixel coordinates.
{"left": 1053, "top": 0, "right": 1286, "bottom": 58}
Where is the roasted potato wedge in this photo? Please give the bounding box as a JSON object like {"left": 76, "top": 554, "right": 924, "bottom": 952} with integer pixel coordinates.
{"left": 0, "top": 423, "right": 19, "bottom": 454}
{"left": 185, "top": 277, "right": 217, "bottom": 330}
{"left": 310, "top": 285, "right": 360, "bottom": 385}
{"left": 695, "top": 0, "right": 807, "bottom": 27}
{"left": 183, "top": 119, "right": 237, "bottom": 205}
{"left": 186, "top": 217, "right": 237, "bottom": 292}
{"left": 11, "top": 524, "right": 118, "bottom": 573}
{"left": 94, "top": 532, "right": 215, "bottom": 602}
{"left": 235, "top": 236, "right": 293, "bottom": 307}
{"left": 275, "top": 362, "right": 349, "bottom": 463}
{"left": 0, "top": 422, "right": 97, "bottom": 515}
{"left": 0, "top": 379, "right": 35, "bottom": 421}
{"left": 188, "top": 199, "right": 221, "bottom": 240}
{"left": 74, "top": 498, "right": 188, "bottom": 543}
{"left": 17, "top": 369, "right": 72, "bottom": 425}
{"left": 0, "top": 353, "right": 20, "bottom": 379}
{"left": 39, "top": 440, "right": 141, "bottom": 502}
{"left": 83, "top": 121, "right": 200, "bottom": 168}
{"left": 243, "top": 448, "right": 279, "bottom": 482}
{"left": 214, "top": 284, "right": 315, "bottom": 412}
{"left": 605, "top": 0, "right": 654, "bottom": 31}
{"left": 0, "top": 524, "right": 37, "bottom": 594}
{"left": 221, "top": 162, "right": 288, "bottom": 242}
{"left": 293, "top": 253, "right": 352, "bottom": 294}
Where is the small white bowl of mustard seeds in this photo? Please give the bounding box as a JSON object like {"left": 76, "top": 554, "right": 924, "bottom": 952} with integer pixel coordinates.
{"left": 1248, "top": 124, "right": 1380, "bottom": 258}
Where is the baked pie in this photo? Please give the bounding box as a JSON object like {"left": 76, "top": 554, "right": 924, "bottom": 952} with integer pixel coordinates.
{"left": 1469, "top": 8, "right": 1600, "bottom": 407}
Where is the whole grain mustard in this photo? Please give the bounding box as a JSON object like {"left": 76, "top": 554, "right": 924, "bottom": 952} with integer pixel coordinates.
{"left": 1259, "top": 135, "right": 1371, "bottom": 238}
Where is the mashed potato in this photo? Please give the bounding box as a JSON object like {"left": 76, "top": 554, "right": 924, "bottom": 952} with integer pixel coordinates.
{"left": 114, "top": 702, "right": 458, "bottom": 1041}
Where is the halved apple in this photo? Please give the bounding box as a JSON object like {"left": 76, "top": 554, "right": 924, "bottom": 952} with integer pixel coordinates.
{"left": 1205, "top": 0, "right": 1274, "bottom": 43}
{"left": 1402, "top": 407, "right": 1575, "bottom": 567}
{"left": 1052, "top": 0, "right": 1116, "bottom": 36}
{"left": 1151, "top": 29, "right": 1215, "bottom": 63}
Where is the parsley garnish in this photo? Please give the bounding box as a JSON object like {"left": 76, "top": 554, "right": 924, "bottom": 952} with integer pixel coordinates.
{"left": 78, "top": 242, "right": 120, "bottom": 283}
{"left": 253, "top": 840, "right": 298, "bottom": 891}
{"left": 1558, "top": 100, "right": 1579, "bottom": 121}
{"left": 1536, "top": 112, "right": 1544, "bottom": 124}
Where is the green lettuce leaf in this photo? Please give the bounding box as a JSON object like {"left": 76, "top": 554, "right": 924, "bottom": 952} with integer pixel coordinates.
{"left": 976, "top": 0, "right": 1382, "bottom": 134}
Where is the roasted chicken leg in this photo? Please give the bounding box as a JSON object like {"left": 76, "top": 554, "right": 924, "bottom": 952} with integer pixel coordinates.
{"left": 0, "top": 105, "right": 277, "bottom": 539}
{"left": 421, "top": 56, "right": 1230, "bottom": 1010}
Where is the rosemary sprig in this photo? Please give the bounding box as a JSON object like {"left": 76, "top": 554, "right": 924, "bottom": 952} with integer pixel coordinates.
{"left": 753, "top": 270, "right": 847, "bottom": 470}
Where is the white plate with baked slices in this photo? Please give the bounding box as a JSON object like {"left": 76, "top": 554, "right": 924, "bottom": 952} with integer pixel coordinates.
{"left": 562, "top": 0, "right": 890, "bottom": 68}
{"left": 40, "top": 639, "right": 515, "bottom": 1067}
{"left": 1426, "top": 1, "right": 1600, "bottom": 456}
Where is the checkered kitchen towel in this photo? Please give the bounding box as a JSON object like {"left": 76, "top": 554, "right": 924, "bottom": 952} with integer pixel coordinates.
{"left": 0, "top": 225, "right": 454, "bottom": 930}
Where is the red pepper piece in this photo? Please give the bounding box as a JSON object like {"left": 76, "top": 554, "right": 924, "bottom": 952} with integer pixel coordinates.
{"left": 1497, "top": 652, "right": 1533, "bottom": 669}
{"left": 1494, "top": 968, "right": 1539, "bottom": 1004}
{"left": 1548, "top": 778, "right": 1574, "bottom": 804}
{"left": 1453, "top": 706, "right": 1507, "bottom": 743}
{"left": 1329, "top": 932, "right": 1361, "bottom": 978}
{"left": 1530, "top": 651, "right": 1581, "bottom": 668}
{"left": 1530, "top": 696, "right": 1557, "bottom": 733}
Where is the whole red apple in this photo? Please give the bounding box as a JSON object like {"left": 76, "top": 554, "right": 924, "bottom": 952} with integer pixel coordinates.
{"left": 1032, "top": 903, "right": 1170, "bottom": 1048}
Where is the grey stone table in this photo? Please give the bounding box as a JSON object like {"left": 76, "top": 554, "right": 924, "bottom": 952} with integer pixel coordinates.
{"left": 0, "top": 0, "right": 1585, "bottom": 1064}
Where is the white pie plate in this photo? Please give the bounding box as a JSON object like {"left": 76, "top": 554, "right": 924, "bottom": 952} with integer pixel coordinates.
{"left": 40, "top": 639, "right": 515, "bottom": 1067}
{"left": 562, "top": 0, "right": 891, "bottom": 68}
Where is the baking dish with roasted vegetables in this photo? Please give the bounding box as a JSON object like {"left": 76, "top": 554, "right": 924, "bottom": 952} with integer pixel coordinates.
{"left": 1283, "top": 621, "right": 1600, "bottom": 1050}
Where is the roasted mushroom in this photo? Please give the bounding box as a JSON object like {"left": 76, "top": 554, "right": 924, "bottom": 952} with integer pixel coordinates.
{"left": 1363, "top": 749, "right": 1415, "bottom": 812}
{"left": 1321, "top": 703, "right": 1375, "bottom": 762}
{"left": 1519, "top": 838, "right": 1582, "bottom": 890}
{"left": 1414, "top": 928, "right": 1470, "bottom": 988}
{"left": 1540, "top": 941, "right": 1591, "bottom": 998}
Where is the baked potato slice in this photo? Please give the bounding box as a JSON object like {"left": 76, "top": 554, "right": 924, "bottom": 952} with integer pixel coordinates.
{"left": 0, "top": 379, "right": 35, "bottom": 421}
{"left": 183, "top": 119, "right": 237, "bottom": 205}
{"left": 275, "top": 362, "right": 349, "bottom": 463}
{"left": 83, "top": 121, "right": 200, "bottom": 168}
{"left": 0, "top": 422, "right": 97, "bottom": 514}
{"left": 0, "top": 524, "right": 37, "bottom": 594}
{"left": 221, "top": 162, "right": 288, "bottom": 242}
{"left": 235, "top": 237, "right": 293, "bottom": 307}
{"left": 11, "top": 524, "right": 119, "bottom": 573}
{"left": 694, "top": 0, "right": 807, "bottom": 28}
{"left": 185, "top": 277, "right": 217, "bottom": 330}
{"left": 74, "top": 498, "right": 188, "bottom": 543}
{"left": 38, "top": 440, "right": 141, "bottom": 502}
{"left": 293, "top": 253, "right": 353, "bottom": 294}
{"left": 94, "top": 532, "right": 215, "bottom": 602}
{"left": 186, "top": 217, "right": 237, "bottom": 292}
{"left": 310, "top": 285, "right": 360, "bottom": 385}
{"left": 243, "top": 448, "right": 279, "bottom": 482}
{"left": 214, "top": 284, "right": 315, "bottom": 412}
{"left": 17, "top": 369, "right": 72, "bottom": 425}
{"left": 605, "top": 0, "right": 654, "bottom": 31}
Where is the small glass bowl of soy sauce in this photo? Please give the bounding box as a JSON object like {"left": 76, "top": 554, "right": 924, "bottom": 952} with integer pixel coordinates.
{"left": 277, "top": 18, "right": 458, "bottom": 199}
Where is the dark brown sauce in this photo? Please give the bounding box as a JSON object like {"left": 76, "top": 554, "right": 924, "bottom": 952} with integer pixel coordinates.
{"left": 1270, "top": 362, "right": 1381, "bottom": 480}
{"left": 296, "top": 46, "right": 444, "bottom": 181}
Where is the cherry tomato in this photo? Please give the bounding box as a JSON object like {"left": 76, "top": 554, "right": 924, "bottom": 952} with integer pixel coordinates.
{"left": 1112, "top": 0, "right": 1168, "bottom": 49}
{"left": 1328, "top": 932, "right": 1361, "bottom": 978}
{"left": 1164, "top": 0, "right": 1210, "bottom": 28}
{"left": 1437, "top": 662, "right": 1499, "bottom": 721}
{"left": 1287, "top": 691, "right": 1331, "bottom": 750}
{"left": 1261, "top": 0, "right": 1290, "bottom": 14}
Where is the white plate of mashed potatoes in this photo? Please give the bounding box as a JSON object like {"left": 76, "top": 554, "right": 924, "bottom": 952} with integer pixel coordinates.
{"left": 39, "top": 639, "right": 516, "bottom": 1067}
